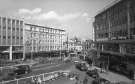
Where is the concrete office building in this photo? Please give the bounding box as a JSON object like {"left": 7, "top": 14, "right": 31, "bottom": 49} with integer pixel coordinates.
{"left": 0, "top": 16, "right": 24, "bottom": 60}
{"left": 93, "top": 0, "right": 135, "bottom": 70}
{"left": 24, "top": 23, "right": 66, "bottom": 54}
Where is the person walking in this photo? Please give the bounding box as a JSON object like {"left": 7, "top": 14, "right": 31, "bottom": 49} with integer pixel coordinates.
{"left": 83, "top": 76, "right": 88, "bottom": 84}
{"left": 37, "top": 77, "right": 42, "bottom": 84}
{"left": 75, "top": 74, "right": 80, "bottom": 84}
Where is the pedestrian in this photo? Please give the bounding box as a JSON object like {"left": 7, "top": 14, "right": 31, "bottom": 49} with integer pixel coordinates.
{"left": 75, "top": 73, "right": 79, "bottom": 81}
{"left": 31, "top": 76, "right": 38, "bottom": 84}
{"left": 75, "top": 74, "right": 79, "bottom": 84}
{"left": 83, "top": 76, "right": 88, "bottom": 84}
{"left": 37, "top": 77, "right": 42, "bottom": 84}
{"left": 91, "top": 79, "right": 98, "bottom": 84}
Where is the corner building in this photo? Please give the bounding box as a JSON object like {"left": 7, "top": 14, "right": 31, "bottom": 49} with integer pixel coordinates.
{"left": 0, "top": 16, "right": 24, "bottom": 60}
{"left": 93, "top": 0, "right": 135, "bottom": 78}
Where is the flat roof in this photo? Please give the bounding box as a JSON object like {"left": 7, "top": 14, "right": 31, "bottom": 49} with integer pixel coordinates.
{"left": 0, "top": 15, "right": 24, "bottom": 21}
{"left": 25, "top": 23, "right": 65, "bottom": 31}
{"left": 95, "top": 0, "right": 122, "bottom": 17}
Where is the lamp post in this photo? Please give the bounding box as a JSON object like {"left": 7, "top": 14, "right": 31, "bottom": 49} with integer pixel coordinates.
{"left": 22, "top": 43, "right": 25, "bottom": 60}
{"left": 31, "top": 39, "right": 33, "bottom": 61}
{"left": 25, "top": 37, "right": 38, "bottom": 61}
{"left": 60, "top": 48, "right": 62, "bottom": 61}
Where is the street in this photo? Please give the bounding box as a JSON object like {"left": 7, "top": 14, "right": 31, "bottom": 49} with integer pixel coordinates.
{"left": 3, "top": 57, "right": 94, "bottom": 84}
{"left": 26, "top": 57, "right": 94, "bottom": 84}
{"left": 27, "top": 57, "right": 132, "bottom": 84}
{"left": 0, "top": 57, "right": 133, "bottom": 84}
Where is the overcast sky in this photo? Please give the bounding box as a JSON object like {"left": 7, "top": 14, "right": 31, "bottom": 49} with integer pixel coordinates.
{"left": 0, "top": 0, "right": 115, "bottom": 40}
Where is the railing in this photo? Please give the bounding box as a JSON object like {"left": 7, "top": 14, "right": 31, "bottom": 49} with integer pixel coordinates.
{"left": 0, "top": 70, "right": 70, "bottom": 84}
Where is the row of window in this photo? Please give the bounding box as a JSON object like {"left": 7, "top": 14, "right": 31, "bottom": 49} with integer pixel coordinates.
{"left": 28, "top": 46, "right": 63, "bottom": 51}
{"left": 30, "top": 26, "right": 65, "bottom": 34}
{"left": 0, "top": 35, "right": 23, "bottom": 39}
{"left": 96, "top": 33, "right": 108, "bottom": 38}
{"left": 111, "top": 30, "right": 127, "bottom": 37}
{"left": 95, "top": 1, "right": 129, "bottom": 31}
{"left": 95, "top": 12, "right": 127, "bottom": 31}
{"left": 0, "top": 17, "right": 23, "bottom": 27}
{"left": 0, "top": 26, "right": 23, "bottom": 31}
{"left": 0, "top": 39, "right": 23, "bottom": 45}
{"left": 31, "top": 33, "right": 63, "bottom": 38}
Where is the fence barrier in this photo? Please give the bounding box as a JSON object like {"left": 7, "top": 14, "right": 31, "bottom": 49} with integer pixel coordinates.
{"left": 0, "top": 70, "right": 70, "bottom": 84}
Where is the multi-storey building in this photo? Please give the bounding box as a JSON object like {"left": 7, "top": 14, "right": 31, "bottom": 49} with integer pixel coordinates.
{"left": 93, "top": 0, "right": 135, "bottom": 73}
{"left": 82, "top": 39, "right": 93, "bottom": 51}
{"left": 24, "top": 23, "right": 66, "bottom": 54}
{"left": 0, "top": 16, "right": 24, "bottom": 60}
{"left": 64, "top": 38, "right": 82, "bottom": 53}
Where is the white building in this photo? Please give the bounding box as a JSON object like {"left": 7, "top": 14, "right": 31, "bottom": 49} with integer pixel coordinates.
{"left": 64, "top": 38, "right": 83, "bottom": 52}
{"left": 24, "top": 23, "right": 66, "bottom": 53}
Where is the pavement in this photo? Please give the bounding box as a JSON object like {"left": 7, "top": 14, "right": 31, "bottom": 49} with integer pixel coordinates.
{"left": 45, "top": 76, "right": 76, "bottom": 84}
{"left": 43, "top": 64, "right": 133, "bottom": 84}
{"left": 99, "top": 71, "right": 132, "bottom": 84}
{"left": 91, "top": 66, "right": 133, "bottom": 84}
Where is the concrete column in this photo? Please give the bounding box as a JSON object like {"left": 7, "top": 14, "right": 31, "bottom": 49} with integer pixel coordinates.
{"left": 97, "top": 44, "right": 100, "bottom": 58}
{"left": 22, "top": 21, "right": 25, "bottom": 60}
{"left": 101, "top": 44, "right": 104, "bottom": 51}
{"left": 15, "top": 20, "right": 16, "bottom": 45}
{"left": 127, "top": 1, "right": 131, "bottom": 39}
{"left": 107, "top": 10, "right": 111, "bottom": 40}
{"left": 23, "top": 45, "right": 25, "bottom": 60}
{"left": 9, "top": 45, "right": 12, "bottom": 60}
{"left": 6, "top": 17, "right": 8, "bottom": 45}
{"left": 0, "top": 17, "right": 2, "bottom": 45}
{"left": 31, "top": 38, "right": 33, "bottom": 60}
{"left": 119, "top": 44, "right": 126, "bottom": 54}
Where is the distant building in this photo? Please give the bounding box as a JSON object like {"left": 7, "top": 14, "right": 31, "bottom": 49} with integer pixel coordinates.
{"left": 24, "top": 23, "right": 66, "bottom": 53}
{"left": 82, "top": 39, "right": 93, "bottom": 51}
{"left": 0, "top": 16, "right": 24, "bottom": 60}
{"left": 64, "top": 37, "right": 83, "bottom": 53}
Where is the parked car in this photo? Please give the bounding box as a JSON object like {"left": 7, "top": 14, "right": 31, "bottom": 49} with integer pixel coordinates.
{"left": 92, "top": 78, "right": 111, "bottom": 84}
{"left": 76, "top": 62, "right": 88, "bottom": 71}
{"left": 13, "top": 64, "right": 32, "bottom": 76}
{"left": 73, "top": 61, "right": 80, "bottom": 64}
{"left": 86, "top": 69, "right": 99, "bottom": 78}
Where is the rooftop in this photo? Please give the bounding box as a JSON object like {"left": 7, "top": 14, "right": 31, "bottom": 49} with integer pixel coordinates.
{"left": 25, "top": 23, "right": 65, "bottom": 31}
{"left": 95, "top": 0, "right": 122, "bottom": 17}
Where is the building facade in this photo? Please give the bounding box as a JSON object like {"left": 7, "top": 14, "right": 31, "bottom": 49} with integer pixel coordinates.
{"left": 24, "top": 23, "right": 66, "bottom": 53}
{"left": 93, "top": 0, "right": 135, "bottom": 55}
{"left": 0, "top": 16, "right": 24, "bottom": 60}
{"left": 93, "top": 0, "right": 135, "bottom": 72}
{"left": 64, "top": 38, "right": 82, "bottom": 53}
{"left": 82, "top": 40, "right": 93, "bottom": 51}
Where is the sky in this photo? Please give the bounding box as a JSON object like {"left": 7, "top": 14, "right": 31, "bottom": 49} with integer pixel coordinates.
{"left": 0, "top": 0, "right": 115, "bottom": 40}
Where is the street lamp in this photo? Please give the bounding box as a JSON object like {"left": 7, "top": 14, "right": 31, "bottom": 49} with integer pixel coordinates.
{"left": 25, "top": 37, "right": 38, "bottom": 61}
